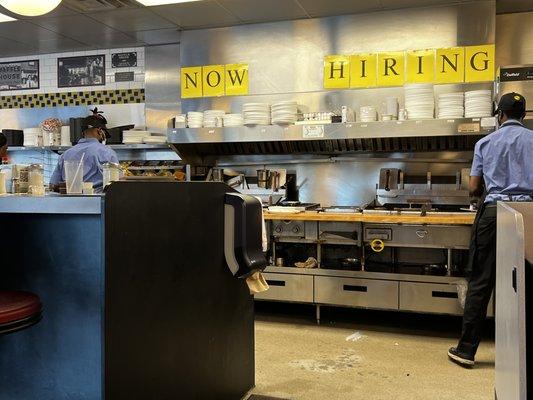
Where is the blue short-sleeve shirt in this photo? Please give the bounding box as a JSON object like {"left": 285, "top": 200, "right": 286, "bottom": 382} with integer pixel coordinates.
{"left": 471, "top": 119, "right": 533, "bottom": 203}
{"left": 50, "top": 138, "right": 119, "bottom": 189}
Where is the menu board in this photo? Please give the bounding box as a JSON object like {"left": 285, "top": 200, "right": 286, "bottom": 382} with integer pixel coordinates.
{"left": 0, "top": 60, "right": 39, "bottom": 91}
{"left": 112, "top": 52, "right": 137, "bottom": 68}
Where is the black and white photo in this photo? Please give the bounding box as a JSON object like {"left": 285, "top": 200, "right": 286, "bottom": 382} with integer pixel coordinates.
{"left": 58, "top": 55, "right": 105, "bottom": 88}
{"left": 0, "top": 60, "right": 39, "bottom": 91}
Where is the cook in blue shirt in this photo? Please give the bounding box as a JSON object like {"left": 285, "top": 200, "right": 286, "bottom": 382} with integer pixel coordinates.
{"left": 50, "top": 124, "right": 118, "bottom": 190}
{"left": 449, "top": 92, "right": 532, "bottom": 367}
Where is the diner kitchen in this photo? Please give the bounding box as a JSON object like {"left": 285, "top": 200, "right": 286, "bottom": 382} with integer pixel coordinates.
{"left": 0, "top": 0, "right": 532, "bottom": 399}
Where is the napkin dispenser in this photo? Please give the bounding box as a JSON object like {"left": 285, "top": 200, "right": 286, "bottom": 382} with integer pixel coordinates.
{"left": 224, "top": 193, "right": 267, "bottom": 278}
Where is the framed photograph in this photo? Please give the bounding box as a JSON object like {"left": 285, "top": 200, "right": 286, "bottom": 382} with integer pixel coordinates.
{"left": 0, "top": 60, "right": 40, "bottom": 91}
{"left": 58, "top": 55, "right": 106, "bottom": 88}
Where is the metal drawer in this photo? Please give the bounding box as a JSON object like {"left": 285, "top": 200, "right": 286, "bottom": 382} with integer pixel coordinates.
{"left": 399, "top": 282, "right": 464, "bottom": 315}
{"left": 319, "top": 222, "right": 361, "bottom": 244}
{"left": 254, "top": 273, "right": 314, "bottom": 303}
{"left": 364, "top": 224, "right": 472, "bottom": 249}
{"left": 314, "top": 276, "right": 398, "bottom": 310}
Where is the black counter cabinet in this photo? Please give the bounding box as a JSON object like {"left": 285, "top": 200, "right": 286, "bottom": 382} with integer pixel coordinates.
{"left": 0, "top": 183, "right": 260, "bottom": 400}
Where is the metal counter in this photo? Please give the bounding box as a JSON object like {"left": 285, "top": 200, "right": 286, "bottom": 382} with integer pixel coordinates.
{"left": 0, "top": 194, "right": 103, "bottom": 215}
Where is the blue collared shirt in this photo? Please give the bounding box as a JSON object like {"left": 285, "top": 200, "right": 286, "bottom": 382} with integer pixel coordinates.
{"left": 471, "top": 119, "right": 533, "bottom": 203}
{"left": 50, "top": 138, "right": 119, "bottom": 189}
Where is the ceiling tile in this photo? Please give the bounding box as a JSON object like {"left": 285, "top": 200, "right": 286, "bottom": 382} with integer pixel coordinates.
{"left": 218, "top": 0, "right": 308, "bottom": 23}
{"left": 86, "top": 8, "right": 176, "bottom": 32}
{"left": 35, "top": 37, "right": 87, "bottom": 54}
{"left": 150, "top": 0, "right": 241, "bottom": 29}
{"left": 496, "top": 0, "right": 533, "bottom": 14}
{"left": 0, "top": 37, "right": 36, "bottom": 57}
{"left": 131, "top": 28, "right": 181, "bottom": 45}
{"left": 72, "top": 31, "right": 143, "bottom": 48}
{"left": 297, "top": 0, "right": 382, "bottom": 17}
{"left": 17, "top": 4, "right": 80, "bottom": 19}
{"left": 379, "top": 0, "right": 456, "bottom": 9}
{"left": 0, "top": 21, "right": 60, "bottom": 43}
{"left": 32, "top": 14, "right": 121, "bottom": 37}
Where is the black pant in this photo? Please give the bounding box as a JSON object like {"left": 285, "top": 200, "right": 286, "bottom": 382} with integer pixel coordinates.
{"left": 458, "top": 204, "right": 497, "bottom": 357}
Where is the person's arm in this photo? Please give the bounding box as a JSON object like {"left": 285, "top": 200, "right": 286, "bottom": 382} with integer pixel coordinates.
{"left": 49, "top": 156, "right": 64, "bottom": 192}
{"left": 469, "top": 142, "right": 485, "bottom": 202}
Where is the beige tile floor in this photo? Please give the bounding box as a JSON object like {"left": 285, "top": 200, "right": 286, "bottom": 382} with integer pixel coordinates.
{"left": 253, "top": 305, "right": 494, "bottom": 400}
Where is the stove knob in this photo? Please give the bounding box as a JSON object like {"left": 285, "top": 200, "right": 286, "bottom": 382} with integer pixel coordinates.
{"left": 275, "top": 226, "right": 283, "bottom": 233}
{"left": 292, "top": 226, "right": 301, "bottom": 234}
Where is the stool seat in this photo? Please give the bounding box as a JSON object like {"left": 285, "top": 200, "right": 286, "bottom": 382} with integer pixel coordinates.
{"left": 0, "top": 291, "right": 42, "bottom": 333}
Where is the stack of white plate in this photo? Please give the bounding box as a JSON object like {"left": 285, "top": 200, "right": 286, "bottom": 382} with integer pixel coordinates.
{"left": 187, "top": 111, "right": 204, "bottom": 128}
{"left": 465, "top": 90, "right": 492, "bottom": 118}
{"left": 404, "top": 84, "right": 435, "bottom": 120}
{"left": 123, "top": 130, "right": 150, "bottom": 144}
{"left": 437, "top": 92, "right": 464, "bottom": 119}
{"left": 23, "top": 127, "right": 41, "bottom": 147}
{"left": 143, "top": 136, "right": 167, "bottom": 144}
{"left": 203, "top": 110, "right": 225, "bottom": 128}
{"left": 223, "top": 114, "right": 244, "bottom": 127}
{"left": 271, "top": 101, "right": 298, "bottom": 125}
{"left": 359, "top": 106, "right": 377, "bottom": 122}
{"left": 243, "top": 103, "right": 271, "bottom": 125}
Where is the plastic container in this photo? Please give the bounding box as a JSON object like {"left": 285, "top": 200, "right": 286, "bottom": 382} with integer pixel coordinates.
{"left": 65, "top": 160, "right": 84, "bottom": 194}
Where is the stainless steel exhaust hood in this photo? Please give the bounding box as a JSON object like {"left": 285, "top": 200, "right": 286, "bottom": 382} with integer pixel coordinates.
{"left": 167, "top": 119, "right": 493, "bottom": 165}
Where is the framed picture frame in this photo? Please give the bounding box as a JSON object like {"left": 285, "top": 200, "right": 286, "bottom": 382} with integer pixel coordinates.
{"left": 58, "top": 55, "right": 106, "bottom": 88}
{"left": 0, "top": 60, "right": 40, "bottom": 91}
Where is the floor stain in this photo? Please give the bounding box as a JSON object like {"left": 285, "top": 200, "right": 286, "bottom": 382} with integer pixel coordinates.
{"left": 289, "top": 349, "right": 362, "bottom": 373}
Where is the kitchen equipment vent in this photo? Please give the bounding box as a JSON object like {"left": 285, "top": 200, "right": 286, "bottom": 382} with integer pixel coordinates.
{"left": 63, "top": 0, "right": 138, "bottom": 12}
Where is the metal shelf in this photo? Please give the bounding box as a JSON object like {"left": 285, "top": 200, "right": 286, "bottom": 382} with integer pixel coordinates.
{"left": 8, "top": 144, "right": 170, "bottom": 152}
{"left": 168, "top": 118, "right": 496, "bottom": 145}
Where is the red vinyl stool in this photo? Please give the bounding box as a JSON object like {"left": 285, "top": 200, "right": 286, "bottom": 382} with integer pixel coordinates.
{"left": 0, "top": 291, "right": 42, "bottom": 335}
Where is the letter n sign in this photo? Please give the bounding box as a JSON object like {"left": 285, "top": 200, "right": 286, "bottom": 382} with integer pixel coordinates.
{"left": 202, "top": 65, "right": 225, "bottom": 97}
{"left": 181, "top": 66, "right": 202, "bottom": 98}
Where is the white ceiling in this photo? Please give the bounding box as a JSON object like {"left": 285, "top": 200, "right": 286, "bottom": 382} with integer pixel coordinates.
{"left": 0, "top": 0, "right": 530, "bottom": 57}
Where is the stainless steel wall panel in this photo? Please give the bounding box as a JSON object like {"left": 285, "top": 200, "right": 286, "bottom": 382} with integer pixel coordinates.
{"left": 145, "top": 43, "right": 182, "bottom": 133}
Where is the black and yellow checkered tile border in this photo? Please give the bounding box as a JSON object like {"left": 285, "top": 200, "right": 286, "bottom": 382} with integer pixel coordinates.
{"left": 0, "top": 89, "right": 145, "bottom": 109}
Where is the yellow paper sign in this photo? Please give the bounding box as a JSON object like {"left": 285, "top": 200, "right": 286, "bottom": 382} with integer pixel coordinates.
{"left": 324, "top": 55, "right": 350, "bottom": 89}
{"left": 350, "top": 54, "right": 377, "bottom": 88}
{"left": 377, "top": 52, "right": 404, "bottom": 87}
{"left": 225, "top": 64, "right": 249, "bottom": 96}
{"left": 435, "top": 47, "right": 465, "bottom": 84}
{"left": 202, "top": 65, "right": 225, "bottom": 97}
{"left": 465, "top": 44, "right": 495, "bottom": 82}
{"left": 181, "top": 66, "right": 202, "bottom": 98}
{"left": 406, "top": 49, "right": 435, "bottom": 83}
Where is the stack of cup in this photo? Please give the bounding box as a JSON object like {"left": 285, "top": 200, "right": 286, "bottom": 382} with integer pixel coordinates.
{"left": 359, "top": 106, "right": 377, "bottom": 122}
{"left": 384, "top": 97, "right": 399, "bottom": 120}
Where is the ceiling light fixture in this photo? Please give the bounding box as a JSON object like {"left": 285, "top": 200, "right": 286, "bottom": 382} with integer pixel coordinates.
{"left": 137, "top": 0, "right": 202, "bottom": 5}
{"left": 0, "top": 0, "right": 62, "bottom": 17}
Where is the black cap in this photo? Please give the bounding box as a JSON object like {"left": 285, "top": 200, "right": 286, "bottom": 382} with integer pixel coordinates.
{"left": 495, "top": 92, "right": 526, "bottom": 115}
{"left": 82, "top": 107, "right": 110, "bottom": 138}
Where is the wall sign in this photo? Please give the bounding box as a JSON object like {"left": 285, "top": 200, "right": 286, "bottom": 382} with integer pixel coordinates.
{"left": 324, "top": 44, "right": 495, "bottom": 89}
{"left": 115, "top": 71, "right": 135, "bottom": 82}
{"left": 58, "top": 55, "right": 106, "bottom": 88}
{"left": 181, "top": 63, "right": 249, "bottom": 98}
{"left": 112, "top": 52, "right": 137, "bottom": 68}
{"left": 0, "top": 60, "right": 39, "bottom": 91}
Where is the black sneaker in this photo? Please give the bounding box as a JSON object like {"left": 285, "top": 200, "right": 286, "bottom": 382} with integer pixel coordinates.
{"left": 448, "top": 347, "right": 475, "bottom": 367}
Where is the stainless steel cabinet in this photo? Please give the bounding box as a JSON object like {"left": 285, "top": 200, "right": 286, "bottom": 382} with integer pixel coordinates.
{"left": 364, "top": 224, "right": 471, "bottom": 249}
{"left": 314, "top": 276, "right": 398, "bottom": 310}
{"left": 318, "top": 222, "right": 361, "bottom": 244}
{"left": 255, "top": 273, "right": 314, "bottom": 303}
{"left": 399, "top": 282, "right": 463, "bottom": 315}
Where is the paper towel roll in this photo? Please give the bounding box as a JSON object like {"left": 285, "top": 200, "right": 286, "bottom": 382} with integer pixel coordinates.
{"left": 61, "top": 126, "right": 72, "bottom": 147}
